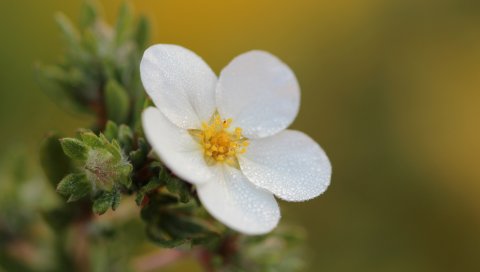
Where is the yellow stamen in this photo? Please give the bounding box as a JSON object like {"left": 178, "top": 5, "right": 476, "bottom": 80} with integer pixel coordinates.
{"left": 190, "top": 113, "right": 248, "bottom": 166}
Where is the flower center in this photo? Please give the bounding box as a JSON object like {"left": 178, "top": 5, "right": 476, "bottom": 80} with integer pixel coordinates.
{"left": 190, "top": 113, "right": 249, "bottom": 167}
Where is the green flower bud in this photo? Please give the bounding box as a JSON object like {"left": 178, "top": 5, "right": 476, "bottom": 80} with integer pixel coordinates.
{"left": 60, "top": 131, "right": 133, "bottom": 194}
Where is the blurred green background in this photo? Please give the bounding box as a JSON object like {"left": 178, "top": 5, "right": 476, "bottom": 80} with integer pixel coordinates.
{"left": 1, "top": 0, "right": 480, "bottom": 271}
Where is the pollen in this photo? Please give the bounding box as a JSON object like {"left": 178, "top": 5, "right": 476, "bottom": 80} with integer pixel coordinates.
{"left": 190, "top": 113, "right": 249, "bottom": 167}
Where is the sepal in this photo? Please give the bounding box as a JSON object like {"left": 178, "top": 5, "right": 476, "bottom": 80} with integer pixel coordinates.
{"left": 92, "top": 188, "right": 122, "bottom": 215}
{"left": 57, "top": 173, "right": 91, "bottom": 202}
{"left": 60, "top": 138, "right": 89, "bottom": 162}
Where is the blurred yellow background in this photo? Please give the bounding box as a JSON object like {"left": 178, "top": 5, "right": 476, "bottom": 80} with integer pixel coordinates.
{"left": 1, "top": 0, "right": 480, "bottom": 271}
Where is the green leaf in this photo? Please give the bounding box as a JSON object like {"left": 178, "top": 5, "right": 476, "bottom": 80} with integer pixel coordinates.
{"left": 166, "top": 177, "right": 191, "bottom": 203}
{"left": 138, "top": 137, "right": 149, "bottom": 154}
{"left": 191, "top": 232, "right": 221, "bottom": 246}
{"left": 57, "top": 173, "right": 91, "bottom": 202}
{"left": 55, "top": 13, "right": 81, "bottom": 51}
{"left": 60, "top": 138, "right": 89, "bottom": 161}
{"left": 40, "top": 133, "right": 73, "bottom": 188}
{"left": 135, "top": 177, "right": 163, "bottom": 205}
{"left": 115, "top": 2, "right": 133, "bottom": 46}
{"left": 79, "top": 1, "right": 98, "bottom": 29}
{"left": 131, "top": 95, "right": 147, "bottom": 132}
{"left": 167, "top": 211, "right": 217, "bottom": 238}
{"left": 129, "top": 149, "right": 144, "bottom": 168}
{"left": 130, "top": 137, "right": 149, "bottom": 168}
{"left": 81, "top": 28, "right": 98, "bottom": 55}
{"left": 118, "top": 175, "right": 132, "bottom": 189}
{"left": 145, "top": 211, "right": 217, "bottom": 248}
{"left": 81, "top": 131, "right": 103, "bottom": 148}
{"left": 146, "top": 224, "right": 187, "bottom": 248}
{"left": 140, "top": 194, "right": 178, "bottom": 221}
{"left": 35, "top": 64, "right": 90, "bottom": 114}
{"left": 111, "top": 189, "right": 121, "bottom": 210}
{"left": 118, "top": 124, "right": 133, "bottom": 152}
{"left": 134, "top": 15, "right": 150, "bottom": 50}
{"left": 93, "top": 189, "right": 122, "bottom": 214}
{"left": 105, "top": 79, "right": 130, "bottom": 123}
{"left": 93, "top": 192, "right": 112, "bottom": 215}
{"left": 103, "top": 121, "right": 118, "bottom": 141}
{"left": 118, "top": 163, "right": 133, "bottom": 177}
{"left": 105, "top": 139, "right": 122, "bottom": 161}
{"left": 162, "top": 214, "right": 208, "bottom": 238}
{"left": 135, "top": 192, "right": 146, "bottom": 206}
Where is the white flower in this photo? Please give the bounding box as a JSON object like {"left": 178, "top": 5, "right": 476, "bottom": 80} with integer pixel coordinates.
{"left": 140, "top": 44, "right": 331, "bottom": 235}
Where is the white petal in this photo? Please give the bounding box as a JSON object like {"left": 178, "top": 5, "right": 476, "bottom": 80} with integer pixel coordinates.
{"left": 142, "top": 107, "right": 212, "bottom": 184}
{"left": 216, "top": 51, "right": 300, "bottom": 138}
{"left": 196, "top": 165, "right": 280, "bottom": 235}
{"left": 140, "top": 44, "right": 217, "bottom": 129}
{"left": 238, "top": 130, "right": 331, "bottom": 201}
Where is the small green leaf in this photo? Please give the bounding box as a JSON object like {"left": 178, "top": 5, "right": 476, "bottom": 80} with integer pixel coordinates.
{"left": 165, "top": 177, "right": 178, "bottom": 192}
{"left": 93, "top": 189, "right": 122, "bottom": 215}
{"left": 79, "top": 1, "right": 98, "bottom": 29}
{"left": 57, "top": 173, "right": 91, "bottom": 202}
{"left": 191, "top": 232, "right": 221, "bottom": 246}
{"left": 40, "top": 132, "right": 73, "bottom": 187}
{"left": 132, "top": 95, "right": 147, "bottom": 132}
{"left": 134, "top": 15, "right": 150, "bottom": 50}
{"left": 93, "top": 192, "right": 112, "bottom": 215}
{"left": 81, "top": 131, "right": 103, "bottom": 148}
{"left": 129, "top": 149, "right": 144, "bottom": 168}
{"left": 130, "top": 137, "right": 149, "bottom": 168}
{"left": 105, "top": 79, "right": 130, "bottom": 123}
{"left": 35, "top": 64, "right": 89, "bottom": 114}
{"left": 166, "top": 177, "right": 191, "bottom": 203}
{"left": 105, "top": 139, "right": 122, "bottom": 161}
{"left": 162, "top": 215, "right": 201, "bottom": 238}
{"left": 112, "top": 189, "right": 121, "bottom": 211}
{"left": 135, "top": 177, "right": 163, "bottom": 205}
{"left": 118, "top": 124, "right": 133, "bottom": 152}
{"left": 138, "top": 137, "right": 149, "bottom": 154}
{"left": 104, "top": 121, "right": 118, "bottom": 141}
{"left": 140, "top": 194, "right": 179, "bottom": 220}
{"left": 81, "top": 28, "right": 98, "bottom": 54}
{"left": 119, "top": 176, "right": 132, "bottom": 189}
{"left": 146, "top": 224, "right": 187, "bottom": 248}
{"left": 135, "top": 192, "right": 146, "bottom": 207}
{"left": 60, "top": 138, "right": 89, "bottom": 161}
{"left": 118, "top": 163, "right": 133, "bottom": 177}
{"left": 115, "top": 2, "right": 133, "bottom": 46}
{"left": 55, "top": 13, "right": 81, "bottom": 51}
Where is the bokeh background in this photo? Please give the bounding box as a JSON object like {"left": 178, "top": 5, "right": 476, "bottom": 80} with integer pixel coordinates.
{"left": 1, "top": 0, "right": 480, "bottom": 271}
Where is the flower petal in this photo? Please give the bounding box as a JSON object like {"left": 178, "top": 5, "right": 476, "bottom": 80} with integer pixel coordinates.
{"left": 142, "top": 107, "right": 212, "bottom": 184}
{"left": 238, "top": 130, "right": 331, "bottom": 201}
{"left": 140, "top": 44, "right": 217, "bottom": 129}
{"left": 216, "top": 50, "right": 300, "bottom": 138}
{"left": 196, "top": 165, "right": 280, "bottom": 235}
